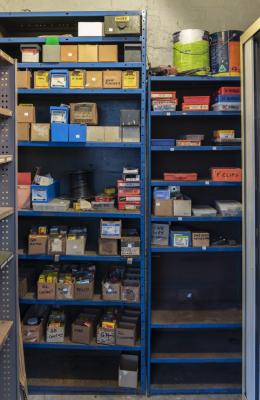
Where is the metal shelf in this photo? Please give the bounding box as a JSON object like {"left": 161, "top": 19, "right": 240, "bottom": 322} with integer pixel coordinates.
{"left": 0, "top": 36, "right": 142, "bottom": 44}
{"left": 151, "top": 246, "right": 242, "bottom": 253}
{"left": 18, "top": 62, "right": 143, "bottom": 69}
{"left": 150, "top": 352, "right": 242, "bottom": 364}
{"left": 18, "top": 141, "right": 141, "bottom": 148}
{"left": 18, "top": 209, "right": 140, "bottom": 219}
{"left": 151, "top": 216, "right": 242, "bottom": 222}
{"left": 0, "top": 107, "right": 12, "bottom": 117}
{"left": 150, "top": 75, "right": 241, "bottom": 82}
{"left": 18, "top": 88, "right": 143, "bottom": 95}
{"left": 0, "top": 154, "right": 13, "bottom": 164}
{"left": 151, "top": 180, "right": 241, "bottom": 187}
{"left": 0, "top": 251, "right": 13, "bottom": 270}
{"left": 151, "top": 145, "right": 241, "bottom": 152}
{"left": 151, "top": 111, "right": 240, "bottom": 117}
{"left": 18, "top": 251, "right": 140, "bottom": 262}
{"left": 0, "top": 320, "right": 13, "bottom": 350}
{"left": 150, "top": 384, "right": 242, "bottom": 395}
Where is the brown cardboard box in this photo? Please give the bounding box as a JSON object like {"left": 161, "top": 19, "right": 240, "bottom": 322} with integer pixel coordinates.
{"left": 31, "top": 123, "right": 50, "bottom": 142}
{"left": 122, "top": 70, "right": 140, "bottom": 89}
{"left": 70, "top": 102, "right": 98, "bottom": 125}
{"left": 37, "top": 282, "right": 56, "bottom": 300}
{"left": 60, "top": 45, "right": 78, "bottom": 62}
{"left": 87, "top": 126, "right": 105, "bottom": 142}
{"left": 192, "top": 232, "right": 210, "bottom": 248}
{"left": 99, "top": 45, "right": 118, "bottom": 62}
{"left": 85, "top": 71, "right": 103, "bottom": 88}
{"left": 116, "top": 322, "right": 137, "bottom": 346}
{"left": 17, "top": 104, "right": 35, "bottom": 123}
{"left": 66, "top": 236, "right": 86, "bottom": 256}
{"left": 28, "top": 234, "right": 48, "bottom": 255}
{"left": 103, "top": 70, "right": 122, "bottom": 88}
{"left": 121, "top": 237, "right": 140, "bottom": 257}
{"left": 100, "top": 219, "right": 122, "bottom": 239}
{"left": 96, "top": 325, "right": 115, "bottom": 345}
{"left": 22, "top": 320, "right": 44, "bottom": 343}
{"left": 102, "top": 281, "right": 121, "bottom": 300}
{"left": 19, "top": 276, "right": 28, "bottom": 298}
{"left": 17, "top": 185, "right": 31, "bottom": 209}
{"left": 17, "top": 122, "right": 30, "bottom": 141}
{"left": 56, "top": 280, "right": 74, "bottom": 300}
{"left": 98, "top": 238, "right": 118, "bottom": 255}
{"left": 74, "top": 280, "right": 94, "bottom": 300}
{"left": 46, "top": 324, "right": 65, "bottom": 343}
{"left": 121, "top": 280, "right": 140, "bottom": 302}
{"left": 69, "top": 70, "right": 85, "bottom": 89}
{"left": 72, "top": 320, "right": 94, "bottom": 344}
{"left": 173, "top": 199, "right": 192, "bottom": 216}
{"left": 153, "top": 199, "right": 172, "bottom": 216}
{"left": 17, "top": 70, "right": 32, "bottom": 88}
{"left": 48, "top": 234, "right": 66, "bottom": 255}
{"left": 78, "top": 44, "right": 98, "bottom": 62}
{"left": 34, "top": 71, "right": 49, "bottom": 88}
{"left": 104, "top": 126, "right": 121, "bottom": 142}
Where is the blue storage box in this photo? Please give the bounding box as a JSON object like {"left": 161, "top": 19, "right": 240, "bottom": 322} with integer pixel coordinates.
{"left": 31, "top": 181, "right": 60, "bottom": 203}
{"left": 51, "top": 123, "right": 69, "bottom": 142}
{"left": 69, "top": 124, "right": 87, "bottom": 143}
{"left": 152, "top": 139, "right": 176, "bottom": 146}
{"left": 50, "top": 69, "right": 69, "bottom": 89}
{"left": 170, "top": 231, "right": 191, "bottom": 247}
{"left": 50, "top": 105, "right": 69, "bottom": 124}
{"left": 153, "top": 187, "right": 171, "bottom": 200}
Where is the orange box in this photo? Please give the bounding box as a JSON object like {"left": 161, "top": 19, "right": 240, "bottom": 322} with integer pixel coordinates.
{"left": 211, "top": 167, "right": 242, "bottom": 182}
{"left": 164, "top": 173, "right": 198, "bottom": 181}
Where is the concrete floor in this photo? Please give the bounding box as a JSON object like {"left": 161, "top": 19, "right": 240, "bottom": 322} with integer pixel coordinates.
{"left": 29, "top": 395, "right": 242, "bottom": 400}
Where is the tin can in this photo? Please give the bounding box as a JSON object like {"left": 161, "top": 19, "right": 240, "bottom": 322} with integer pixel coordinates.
{"left": 210, "top": 30, "right": 242, "bottom": 76}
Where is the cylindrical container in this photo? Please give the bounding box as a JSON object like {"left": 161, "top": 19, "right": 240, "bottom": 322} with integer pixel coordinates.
{"left": 210, "top": 30, "right": 242, "bottom": 76}
{"left": 173, "top": 29, "right": 210, "bottom": 75}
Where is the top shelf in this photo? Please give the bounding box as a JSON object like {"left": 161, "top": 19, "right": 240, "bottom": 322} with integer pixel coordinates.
{"left": 0, "top": 11, "right": 144, "bottom": 17}
{"left": 150, "top": 76, "right": 240, "bottom": 83}
{"left": 0, "top": 36, "right": 143, "bottom": 44}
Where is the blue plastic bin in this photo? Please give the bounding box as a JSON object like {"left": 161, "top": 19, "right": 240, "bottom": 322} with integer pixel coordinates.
{"left": 51, "top": 123, "right": 69, "bottom": 142}
{"left": 69, "top": 124, "right": 87, "bottom": 143}
{"left": 31, "top": 181, "right": 60, "bottom": 203}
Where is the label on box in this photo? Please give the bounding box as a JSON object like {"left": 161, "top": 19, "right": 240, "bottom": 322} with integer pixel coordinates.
{"left": 35, "top": 71, "right": 49, "bottom": 88}
{"left": 172, "top": 233, "right": 190, "bottom": 247}
{"left": 51, "top": 74, "right": 67, "bottom": 88}
{"left": 32, "top": 188, "right": 47, "bottom": 202}
{"left": 123, "top": 71, "right": 139, "bottom": 88}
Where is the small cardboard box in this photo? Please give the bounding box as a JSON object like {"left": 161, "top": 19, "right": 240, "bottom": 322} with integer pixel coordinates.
{"left": 70, "top": 102, "right": 98, "bottom": 125}
{"left": 122, "top": 126, "right": 140, "bottom": 142}
{"left": 98, "top": 45, "right": 118, "bottom": 62}
{"left": 66, "top": 235, "right": 86, "bottom": 255}
{"left": 121, "top": 280, "right": 140, "bottom": 302}
{"left": 119, "top": 354, "right": 138, "bottom": 388}
{"left": 153, "top": 199, "right": 172, "bottom": 216}
{"left": 78, "top": 44, "right": 98, "bottom": 62}
{"left": 122, "top": 71, "right": 140, "bottom": 89}
{"left": 74, "top": 280, "right": 94, "bottom": 300}
{"left": 42, "top": 44, "right": 60, "bottom": 62}
{"left": 60, "top": 45, "right": 78, "bottom": 62}
{"left": 100, "top": 219, "right": 122, "bottom": 239}
{"left": 102, "top": 281, "right": 121, "bottom": 300}
{"left": 121, "top": 236, "right": 140, "bottom": 257}
{"left": 211, "top": 167, "right": 242, "bottom": 182}
{"left": 116, "top": 322, "right": 136, "bottom": 346}
{"left": 98, "top": 238, "right": 118, "bottom": 255}
{"left": 104, "top": 15, "right": 141, "bottom": 36}
{"left": 46, "top": 324, "right": 65, "bottom": 343}
{"left": 72, "top": 320, "right": 94, "bottom": 344}
{"left": 31, "top": 123, "right": 50, "bottom": 142}
{"left": 56, "top": 280, "right": 74, "bottom": 300}
{"left": 69, "top": 70, "right": 85, "bottom": 89}
{"left": 124, "top": 44, "right": 142, "bottom": 62}
{"left": 17, "top": 122, "right": 30, "bottom": 141}
{"left": 104, "top": 126, "right": 121, "bottom": 142}
{"left": 48, "top": 234, "right": 66, "bottom": 255}
{"left": 151, "top": 223, "right": 169, "bottom": 246}
{"left": 22, "top": 318, "right": 44, "bottom": 343}
{"left": 17, "top": 104, "right": 35, "bottom": 123}
{"left": 34, "top": 71, "right": 49, "bottom": 88}
{"left": 17, "top": 70, "right": 32, "bottom": 88}
{"left": 28, "top": 234, "right": 48, "bottom": 255}
{"left": 18, "top": 185, "right": 31, "bottom": 209}
{"left": 21, "top": 45, "right": 40, "bottom": 62}
{"left": 69, "top": 124, "right": 87, "bottom": 143}
{"left": 173, "top": 198, "right": 192, "bottom": 216}
{"left": 192, "top": 232, "right": 210, "bottom": 248}
{"left": 37, "top": 282, "right": 56, "bottom": 300}
{"left": 85, "top": 71, "right": 103, "bottom": 88}
{"left": 103, "top": 70, "right": 122, "bottom": 88}
{"left": 87, "top": 126, "right": 105, "bottom": 142}
{"left": 78, "top": 22, "right": 104, "bottom": 36}
{"left": 96, "top": 325, "right": 115, "bottom": 345}
{"left": 170, "top": 231, "right": 191, "bottom": 247}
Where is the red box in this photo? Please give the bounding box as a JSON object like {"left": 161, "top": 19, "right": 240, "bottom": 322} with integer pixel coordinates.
{"left": 18, "top": 172, "right": 32, "bottom": 185}
{"left": 183, "top": 96, "right": 210, "bottom": 105}
{"left": 151, "top": 91, "right": 176, "bottom": 100}
{"left": 118, "top": 201, "right": 140, "bottom": 211}
{"left": 118, "top": 188, "right": 140, "bottom": 196}
{"left": 211, "top": 167, "right": 242, "bottom": 182}
{"left": 217, "top": 86, "right": 240, "bottom": 95}
{"left": 17, "top": 185, "right": 31, "bottom": 209}
{"left": 182, "top": 104, "right": 209, "bottom": 111}
{"left": 95, "top": 194, "right": 114, "bottom": 202}
{"left": 164, "top": 172, "right": 198, "bottom": 181}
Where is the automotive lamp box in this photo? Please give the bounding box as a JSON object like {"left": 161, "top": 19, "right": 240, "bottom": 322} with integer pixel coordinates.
{"left": 152, "top": 223, "right": 169, "bottom": 246}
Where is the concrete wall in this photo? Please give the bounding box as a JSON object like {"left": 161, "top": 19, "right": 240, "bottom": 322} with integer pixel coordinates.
{"left": 0, "top": 0, "right": 259, "bottom": 65}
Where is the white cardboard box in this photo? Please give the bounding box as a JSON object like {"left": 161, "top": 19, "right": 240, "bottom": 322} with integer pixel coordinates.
{"left": 78, "top": 22, "right": 104, "bottom": 37}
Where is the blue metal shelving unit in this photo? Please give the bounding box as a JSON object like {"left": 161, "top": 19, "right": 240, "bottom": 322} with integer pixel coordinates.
{"left": 1, "top": 10, "right": 147, "bottom": 395}
{"left": 147, "top": 75, "right": 242, "bottom": 395}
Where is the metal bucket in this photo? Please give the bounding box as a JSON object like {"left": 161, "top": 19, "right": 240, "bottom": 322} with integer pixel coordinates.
{"left": 210, "top": 30, "right": 242, "bottom": 76}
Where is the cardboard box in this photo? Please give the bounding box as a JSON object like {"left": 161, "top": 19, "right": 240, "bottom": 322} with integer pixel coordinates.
{"left": 22, "top": 316, "right": 44, "bottom": 343}
{"left": 124, "top": 44, "right": 142, "bottom": 62}
{"left": 121, "top": 280, "right": 140, "bottom": 302}
{"left": 72, "top": 320, "right": 94, "bottom": 344}
{"left": 34, "top": 71, "right": 49, "bottom": 88}
{"left": 21, "top": 45, "right": 40, "bottom": 63}
{"left": 66, "top": 235, "right": 86, "bottom": 255}
{"left": 102, "top": 281, "right": 121, "bottom": 300}
{"left": 121, "top": 236, "right": 140, "bottom": 257}
{"left": 69, "top": 124, "right": 87, "bottom": 143}
{"left": 192, "top": 232, "right": 210, "bottom": 248}
{"left": 116, "top": 322, "right": 136, "bottom": 346}
{"left": 17, "top": 70, "right": 32, "bottom": 88}
{"left": 170, "top": 231, "right": 191, "bottom": 247}
{"left": 100, "top": 219, "right": 122, "bottom": 239}
{"left": 17, "top": 122, "right": 30, "bottom": 141}
{"left": 103, "top": 70, "right": 122, "bottom": 88}
{"left": 70, "top": 102, "right": 98, "bottom": 125}
{"left": 104, "top": 126, "right": 121, "bottom": 142}
{"left": 69, "top": 70, "right": 85, "bottom": 89}
{"left": 211, "top": 167, "right": 242, "bottom": 182}
{"left": 50, "top": 69, "right": 69, "bottom": 89}
{"left": 104, "top": 15, "right": 141, "bottom": 36}
{"left": 119, "top": 354, "right": 138, "bottom": 388}
{"left": 98, "top": 238, "right": 118, "bottom": 255}
{"left": 48, "top": 234, "right": 66, "bottom": 255}
{"left": 51, "top": 123, "right": 69, "bottom": 142}
{"left": 17, "top": 104, "right": 35, "bottom": 123}
{"left": 56, "top": 281, "right": 74, "bottom": 300}
{"left": 37, "top": 282, "right": 56, "bottom": 300}
{"left": 151, "top": 223, "right": 169, "bottom": 246}
{"left": 19, "top": 275, "right": 28, "bottom": 298}
{"left": 31, "top": 123, "right": 50, "bottom": 142}
{"left": 74, "top": 280, "right": 94, "bottom": 300}
{"left": 78, "top": 22, "right": 104, "bottom": 36}
{"left": 96, "top": 325, "right": 115, "bottom": 345}
{"left": 173, "top": 198, "right": 192, "bottom": 216}
{"left": 28, "top": 234, "right": 48, "bottom": 255}
{"left": 153, "top": 199, "right": 172, "bottom": 216}
{"left": 85, "top": 71, "right": 103, "bottom": 88}
{"left": 122, "top": 126, "right": 140, "bottom": 142}
{"left": 46, "top": 324, "right": 65, "bottom": 343}
{"left": 60, "top": 45, "right": 78, "bottom": 62}
{"left": 78, "top": 44, "right": 98, "bottom": 62}
{"left": 120, "top": 109, "right": 140, "bottom": 126}
{"left": 98, "top": 45, "right": 118, "bottom": 62}
{"left": 17, "top": 185, "right": 31, "bottom": 209}
{"left": 122, "top": 70, "right": 140, "bottom": 89}
{"left": 42, "top": 44, "right": 60, "bottom": 62}
{"left": 87, "top": 126, "right": 105, "bottom": 142}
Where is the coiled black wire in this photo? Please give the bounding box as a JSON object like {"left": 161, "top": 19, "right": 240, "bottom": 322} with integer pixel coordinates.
{"left": 69, "top": 170, "right": 93, "bottom": 200}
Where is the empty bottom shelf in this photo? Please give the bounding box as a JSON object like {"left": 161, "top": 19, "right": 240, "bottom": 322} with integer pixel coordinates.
{"left": 151, "top": 352, "right": 242, "bottom": 364}
{"left": 150, "top": 383, "right": 242, "bottom": 395}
